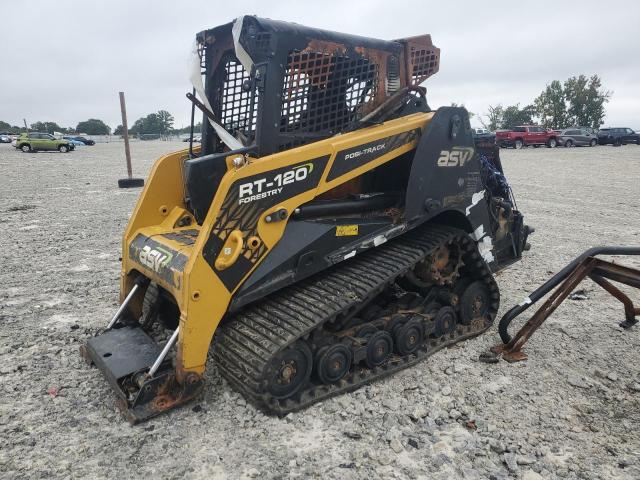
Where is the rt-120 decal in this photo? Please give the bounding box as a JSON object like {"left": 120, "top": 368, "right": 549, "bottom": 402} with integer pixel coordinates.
{"left": 238, "top": 163, "right": 314, "bottom": 205}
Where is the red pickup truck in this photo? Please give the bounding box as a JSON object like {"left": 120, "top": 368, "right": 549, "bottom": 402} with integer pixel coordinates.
{"left": 496, "top": 125, "right": 559, "bottom": 149}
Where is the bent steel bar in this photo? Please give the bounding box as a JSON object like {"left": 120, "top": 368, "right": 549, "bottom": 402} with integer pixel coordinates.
{"left": 483, "top": 247, "right": 640, "bottom": 363}
{"left": 498, "top": 246, "right": 640, "bottom": 344}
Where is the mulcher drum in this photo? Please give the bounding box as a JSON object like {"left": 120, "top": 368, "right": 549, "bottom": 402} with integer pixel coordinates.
{"left": 213, "top": 224, "right": 499, "bottom": 414}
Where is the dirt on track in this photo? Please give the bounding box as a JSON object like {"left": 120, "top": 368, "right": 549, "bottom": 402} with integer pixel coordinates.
{"left": 1, "top": 141, "right": 639, "bottom": 480}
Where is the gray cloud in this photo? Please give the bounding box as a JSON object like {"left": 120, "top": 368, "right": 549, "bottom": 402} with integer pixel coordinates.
{"left": 1, "top": 0, "right": 638, "bottom": 130}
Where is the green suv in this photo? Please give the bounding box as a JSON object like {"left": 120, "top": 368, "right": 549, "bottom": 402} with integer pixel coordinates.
{"left": 14, "top": 132, "right": 75, "bottom": 153}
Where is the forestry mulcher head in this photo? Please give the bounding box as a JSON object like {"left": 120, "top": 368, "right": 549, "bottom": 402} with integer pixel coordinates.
{"left": 81, "top": 16, "right": 531, "bottom": 423}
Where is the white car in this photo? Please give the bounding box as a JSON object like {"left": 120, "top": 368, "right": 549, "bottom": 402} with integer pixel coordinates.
{"left": 0, "top": 134, "right": 11, "bottom": 143}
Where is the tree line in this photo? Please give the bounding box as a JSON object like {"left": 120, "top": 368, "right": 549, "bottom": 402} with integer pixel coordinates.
{"left": 3, "top": 75, "right": 610, "bottom": 137}
{"left": 481, "top": 74, "right": 611, "bottom": 131}
{"left": 0, "top": 118, "right": 112, "bottom": 135}
{"left": 0, "top": 109, "right": 202, "bottom": 136}
{"left": 114, "top": 110, "right": 175, "bottom": 136}
{"left": 115, "top": 111, "right": 201, "bottom": 136}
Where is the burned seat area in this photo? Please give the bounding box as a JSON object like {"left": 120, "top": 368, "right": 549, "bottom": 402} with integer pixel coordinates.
{"left": 278, "top": 50, "right": 379, "bottom": 150}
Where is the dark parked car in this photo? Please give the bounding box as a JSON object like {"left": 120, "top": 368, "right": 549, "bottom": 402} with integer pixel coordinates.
{"left": 597, "top": 128, "right": 640, "bottom": 146}
{"left": 63, "top": 135, "right": 95, "bottom": 145}
{"left": 471, "top": 128, "right": 496, "bottom": 149}
{"left": 557, "top": 128, "right": 598, "bottom": 147}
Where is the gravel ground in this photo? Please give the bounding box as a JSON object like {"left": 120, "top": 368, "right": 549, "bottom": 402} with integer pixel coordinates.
{"left": 1, "top": 141, "right": 639, "bottom": 480}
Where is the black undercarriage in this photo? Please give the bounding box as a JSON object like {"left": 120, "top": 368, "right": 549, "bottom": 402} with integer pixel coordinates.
{"left": 213, "top": 223, "right": 499, "bottom": 414}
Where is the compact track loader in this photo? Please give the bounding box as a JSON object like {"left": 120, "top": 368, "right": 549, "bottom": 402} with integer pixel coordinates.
{"left": 82, "top": 16, "right": 531, "bottom": 423}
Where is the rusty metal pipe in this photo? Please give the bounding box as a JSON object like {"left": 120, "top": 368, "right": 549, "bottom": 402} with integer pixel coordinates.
{"left": 502, "top": 259, "right": 595, "bottom": 359}
{"left": 486, "top": 253, "right": 640, "bottom": 363}
{"left": 498, "top": 246, "right": 640, "bottom": 343}
{"left": 589, "top": 269, "right": 640, "bottom": 326}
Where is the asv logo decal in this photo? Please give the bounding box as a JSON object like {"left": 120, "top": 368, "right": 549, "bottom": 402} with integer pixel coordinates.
{"left": 139, "top": 245, "right": 173, "bottom": 272}
{"left": 437, "top": 147, "right": 475, "bottom": 167}
{"left": 238, "top": 163, "right": 313, "bottom": 205}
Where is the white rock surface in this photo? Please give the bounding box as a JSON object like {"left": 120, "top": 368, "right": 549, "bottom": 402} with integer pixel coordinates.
{"left": 1, "top": 142, "right": 639, "bottom": 479}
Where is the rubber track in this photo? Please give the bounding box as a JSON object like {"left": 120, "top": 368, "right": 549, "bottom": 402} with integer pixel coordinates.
{"left": 213, "top": 224, "right": 499, "bottom": 414}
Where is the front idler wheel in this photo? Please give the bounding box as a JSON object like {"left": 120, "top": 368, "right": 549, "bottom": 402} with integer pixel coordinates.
{"left": 459, "top": 281, "right": 491, "bottom": 325}
{"left": 266, "top": 341, "right": 313, "bottom": 399}
{"left": 393, "top": 317, "right": 424, "bottom": 355}
{"left": 315, "top": 343, "right": 352, "bottom": 384}
{"left": 365, "top": 331, "right": 393, "bottom": 368}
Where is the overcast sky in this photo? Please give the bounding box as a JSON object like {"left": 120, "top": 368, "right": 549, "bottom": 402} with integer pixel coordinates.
{"left": 1, "top": 0, "right": 639, "bottom": 130}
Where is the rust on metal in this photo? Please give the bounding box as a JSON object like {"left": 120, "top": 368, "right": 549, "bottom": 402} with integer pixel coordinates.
{"left": 305, "top": 39, "right": 347, "bottom": 56}
{"left": 487, "top": 255, "right": 639, "bottom": 363}
{"left": 119, "top": 371, "right": 204, "bottom": 425}
{"left": 398, "top": 35, "right": 440, "bottom": 85}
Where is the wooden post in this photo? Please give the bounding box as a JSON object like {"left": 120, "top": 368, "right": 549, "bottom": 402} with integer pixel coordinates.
{"left": 117, "top": 92, "right": 143, "bottom": 188}
{"left": 119, "top": 92, "right": 132, "bottom": 178}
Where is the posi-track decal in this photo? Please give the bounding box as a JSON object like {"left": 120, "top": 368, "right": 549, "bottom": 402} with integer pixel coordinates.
{"left": 327, "top": 129, "right": 421, "bottom": 181}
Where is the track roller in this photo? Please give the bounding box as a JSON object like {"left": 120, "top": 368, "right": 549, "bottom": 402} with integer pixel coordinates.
{"left": 387, "top": 314, "right": 407, "bottom": 337}
{"left": 365, "top": 331, "right": 393, "bottom": 368}
{"left": 434, "top": 306, "right": 457, "bottom": 336}
{"left": 315, "top": 343, "right": 352, "bottom": 384}
{"left": 393, "top": 317, "right": 424, "bottom": 355}
{"left": 264, "top": 341, "right": 313, "bottom": 399}
{"left": 355, "top": 324, "right": 377, "bottom": 339}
